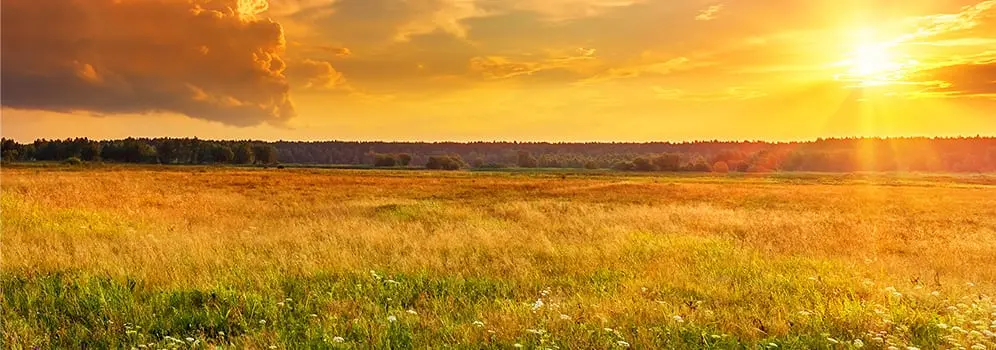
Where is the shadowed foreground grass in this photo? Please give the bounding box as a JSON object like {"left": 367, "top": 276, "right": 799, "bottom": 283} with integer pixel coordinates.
{"left": 2, "top": 166, "right": 995, "bottom": 348}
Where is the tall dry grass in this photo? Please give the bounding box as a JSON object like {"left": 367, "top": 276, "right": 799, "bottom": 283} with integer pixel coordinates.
{"left": 2, "top": 166, "right": 995, "bottom": 348}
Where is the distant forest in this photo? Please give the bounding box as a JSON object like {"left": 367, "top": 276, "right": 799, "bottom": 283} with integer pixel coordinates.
{"left": 2, "top": 137, "right": 995, "bottom": 173}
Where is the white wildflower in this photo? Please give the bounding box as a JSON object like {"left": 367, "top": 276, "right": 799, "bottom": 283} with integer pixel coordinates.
{"left": 406, "top": 309, "right": 418, "bottom": 315}
{"left": 387, "top": 315, "right": 397, "bottom": 323}
{"left": 938, "top": 323, "right": 949, "bottom": 329}
{"left": 931, "top": 291, "right": 940, "bottom": 297}
{"left": 616, "top": 340, "right": 630, "bottom": 348}
{"left": 853, "top": 339, "right": 864, "bottom": 348}
{"left": 560, "top": 314, "right": 571, "bottom": 320}
{"left": 604, "top": 328, "right": 614, "bottom": 332}
{"left": 332, "top": 336, "right": 345, "bottom": 343}
{"left": 532, "top": 298, "right": 544, "bottom": 311}
{"left": 185, "top": 337, "right": 195, "bottom": 342}
{"left": 673, "top": 315, "right": 684, "bottom": 323}
{"left": 473, "top": 320, "right": 485, "bottom": 327}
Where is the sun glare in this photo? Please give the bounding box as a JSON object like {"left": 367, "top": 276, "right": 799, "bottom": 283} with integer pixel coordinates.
{"left": 852, "top": 43, "right": 896, "bottom": 77}
{"left": 837, "top": 29, "right": 912, "bottom": 86}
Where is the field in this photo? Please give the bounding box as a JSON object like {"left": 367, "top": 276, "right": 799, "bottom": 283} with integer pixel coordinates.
{"left": 2, "top": 165, "right": 996, "bottom": 349}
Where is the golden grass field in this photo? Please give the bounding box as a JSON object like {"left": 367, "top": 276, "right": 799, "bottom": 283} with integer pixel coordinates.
{"left": 2, "top": 165, "right": 996, "bottom": 349}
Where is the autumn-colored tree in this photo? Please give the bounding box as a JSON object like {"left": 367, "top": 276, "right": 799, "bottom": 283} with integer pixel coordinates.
{"left": 713, "top": 161, "right": 729, "bottom": 173}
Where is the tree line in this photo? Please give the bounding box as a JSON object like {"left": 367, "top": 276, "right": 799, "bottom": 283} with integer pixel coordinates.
{"left": 1, "top": 138, "right": 278, "bottom": 165}
{"left": 2, "top": 137, "right": 995, "bottom": 173}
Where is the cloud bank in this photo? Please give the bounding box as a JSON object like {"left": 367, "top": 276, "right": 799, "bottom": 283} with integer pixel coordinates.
{"left": 1, "top": 0, "right": 298, "bottom": 126}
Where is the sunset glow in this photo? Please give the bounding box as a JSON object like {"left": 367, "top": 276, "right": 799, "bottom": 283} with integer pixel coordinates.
{"left": 2, "top": 0, "right": 995, "bottom": 141}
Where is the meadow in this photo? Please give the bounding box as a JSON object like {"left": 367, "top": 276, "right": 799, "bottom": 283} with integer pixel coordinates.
{"left": 2, "top": 165, "right": 995, "bottom": 349}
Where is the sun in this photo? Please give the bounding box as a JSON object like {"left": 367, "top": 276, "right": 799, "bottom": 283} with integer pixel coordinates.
{"left": 852, "top": 43, "right": 896, "bottom": 77}
{"left": 837, "top": 29, "right": 911, "bottom": 86}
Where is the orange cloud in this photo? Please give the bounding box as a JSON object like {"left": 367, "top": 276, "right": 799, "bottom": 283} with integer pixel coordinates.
{"left": 286, "top": 59, "right": 347, "bottom": 89}
{"left": 696, "top": 4, "right": 724, "bottom": 21}
{"left": 0, "top": 0, "right": 295, "bottom": 126}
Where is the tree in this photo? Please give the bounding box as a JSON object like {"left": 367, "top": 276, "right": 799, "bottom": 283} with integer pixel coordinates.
{"left": 712, "top": 161, "right": 729, "bottom": 173}
{"left": 612, "top": 161, "right": 635, "bottom": 171}
{"left": 234, "top": 144, "right": 255, "bottom": 164}
{"left": 374, "top": 153, "right": 397, "bottom": 167}
{"left": 157, "top": 139, "right": 180, "bottom": 164}
{"left": 253, "top": 144, "right": 278, "bottom": 164}
{"left": 397, "top": 153, "right": 413, "bottom": 166}
{"left": 471, "top": 157, "right": 485, "bottom": 168}
{"left": 1, "top": 139, "right": 21, "bottom": 162}
{"left": 683, "top": 156, "right": 711, "bottom": 172}
{"left": 632, "top": 157, "right": 656, "bottom": 171}
{"left": 652, "top": 153, "right": 682, "bottom": 171}
{"left": 1, "top": 149, "right": 18, "bottom": 163}
{"left": 426, "top": 155, "right": 465, "bottom": 170}
{"left": 517, "top": 150, "right": 538, "bottom": 168}
{"left": 80, "top": 141, "right": 102, "bottom": 161}
{"left": 211, "top": 145, "right": 235, "bottom": 163}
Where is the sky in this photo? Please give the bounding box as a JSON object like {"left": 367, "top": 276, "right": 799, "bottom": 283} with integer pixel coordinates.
{"left": 1, "top": 0, "right": 995, "bottom": 142}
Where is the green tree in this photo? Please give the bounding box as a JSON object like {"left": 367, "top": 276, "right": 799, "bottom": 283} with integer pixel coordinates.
{"left": 612, "top": 161, "right": 635, "bottom": 171}
{"left": 517, "top": 151, "right": 538, "bottom": 168}
{"left": 211, "top": 145, "right": 235, "bottom": 163}
{"left": 253, "top": 145, "right": 278, "bottom": 165}
{"left": 426, "top": 155, "right": 465, "bottom": 170}
{"left": 80, "top": 141, "right": 102, "bottom": 161}
{"left": 652, "top": 153, "right": 682, "bottom": 171}
{"left": 234, "top": 144, "right": 255, "bottom": 164}
{"left": 374, "top": 153, "right": 398, "bottom": 167}
{"left": 632, "top": 157, "right": 656, "bottom": 171}
{"left": 397, "top": 153, "right": 413, "bottom": 166}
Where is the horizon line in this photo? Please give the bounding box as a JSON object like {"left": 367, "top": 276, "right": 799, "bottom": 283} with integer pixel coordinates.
{"left": 4, "top": 134, "right": 996, "bottom": 145}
